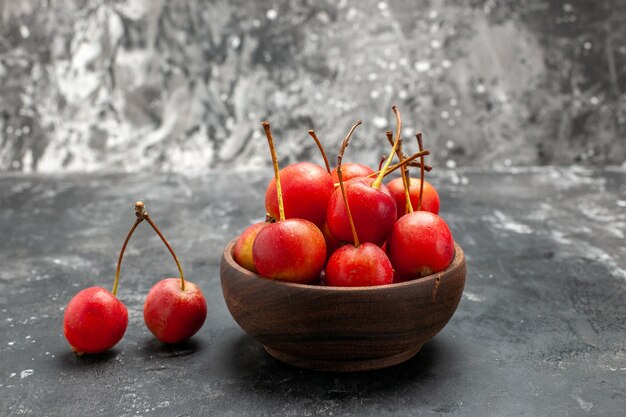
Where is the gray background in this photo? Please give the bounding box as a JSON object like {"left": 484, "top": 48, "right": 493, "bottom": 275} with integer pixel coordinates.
{"left": 0, "top": 0, "right": 625, "bottom": 172}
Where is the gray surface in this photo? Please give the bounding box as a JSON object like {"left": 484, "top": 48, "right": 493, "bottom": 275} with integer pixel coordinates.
{"left": 0, "top": 167, "right": 625, "bottom": 416}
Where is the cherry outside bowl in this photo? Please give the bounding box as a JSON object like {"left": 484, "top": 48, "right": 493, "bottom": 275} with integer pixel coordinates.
{"left": 220, "top": 239, "right": 466, "bottom": 372}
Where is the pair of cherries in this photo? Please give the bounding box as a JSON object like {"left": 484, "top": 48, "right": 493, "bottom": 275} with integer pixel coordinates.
{"left": 63, "top": 202, "right": 207, "bottom": 355}
{"left": 234, "top": 105, "right": 454, "bottom": 286}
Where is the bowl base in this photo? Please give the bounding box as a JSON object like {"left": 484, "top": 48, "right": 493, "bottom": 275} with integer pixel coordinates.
{"left": 263, "top": 345, "right": 422, "bottom": 372}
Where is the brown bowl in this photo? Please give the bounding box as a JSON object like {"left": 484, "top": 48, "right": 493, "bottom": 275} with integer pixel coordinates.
{"left": 220, "top": 239, "right": 466, "bottom": 372}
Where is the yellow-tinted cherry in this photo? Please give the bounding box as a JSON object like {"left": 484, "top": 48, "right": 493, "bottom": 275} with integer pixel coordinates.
{"left": 253, "top": 122, "right": 326, "bottom": 283}
{"left": 325, "top": 122, "right": 393, "bottom": 287}
{"left": 233, "top": 222, "right": 268, "bottom": 273}
{"left": 140, "top": 202, "right": 207, "bottom": 344}
{"left": 63, "top": 202, "right": 144, "bottom": 354}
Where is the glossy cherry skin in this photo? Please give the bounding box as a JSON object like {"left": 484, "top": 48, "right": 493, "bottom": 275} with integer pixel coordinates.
{"left": 144, "top": 278, "right": 207, "bottom": 344}
{"left": 233, "top": 222, "right": 268, "bottom": 273}
{"left": 330, "top": 162, "right": 375, "bottom": 185}
{"left": 387, "top": 177, "right": 440, "bottom": 218}
{"left": 325, "top": 243, "right": 394, "bottom": 287}
{"left": 253, "top": 218, "right": 326, "bottom": 283}
{"left": 63, "top": 287, "right": 128, "bottom": 354}
{"left": 386, "top": 211, "right": 454, "bottom": 279}
{"left": 265, "top": 162, "right": 334, "bottom": 227}
{"left": 326, "top": 177, "right": 396, "bottom": 245}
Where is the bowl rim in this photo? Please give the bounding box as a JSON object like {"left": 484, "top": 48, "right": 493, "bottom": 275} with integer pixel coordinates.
{"left": 222, "top": 238, "right": 465, "bottom": 292}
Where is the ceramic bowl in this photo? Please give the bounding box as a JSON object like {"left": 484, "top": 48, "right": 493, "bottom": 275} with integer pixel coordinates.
{"left": 220, "top": 239, "right": 466, "bottom": 372}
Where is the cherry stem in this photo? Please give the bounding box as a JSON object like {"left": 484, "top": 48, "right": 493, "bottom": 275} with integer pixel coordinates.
{"left": 111, "top": 202, "right": 145, "bottom": 297}
{"left": 378, "top": 155, "right": 388, "bottom": 171}
{"left": 262, "top": 121, "right": 285, "bottom": 221}
{"left": 138, "top": 203, "right": 186, "bottom": 291}
{"left": 379, "top": 153, "right": 432, "bottom": 173}
{"left": 365, "top": 149, "right": 430, "bottom": 179}
{"left": 387, "top": 131, "right": 412, "bottom": 214}
{"left": 308, "top": 130, "right": 331, "bottom": 174}
{"left": 386, "top": 130, "right": 413, "bottom": 187}
{"left": 400, "top": 139, "right": 414, "bottom": 213}
{"left": 337, "top": 120, "right": 362, "bottom": 248}
{"left": 415, "top": 161, "right": 433, "bottom": 172}
{"left": 384, "top": 131, "right": 395, "bottom": 176}
{"left": 372, "top": 105, "right": 401, "bottom": 189}
{"left": 416, "top": 133, "right": 425, "bottom": 211}
{"left": 385, "top": 131, "right": 394, "bottom": 147}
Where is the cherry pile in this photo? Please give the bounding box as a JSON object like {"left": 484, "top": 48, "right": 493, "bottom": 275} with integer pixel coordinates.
{"left": 63, "top": 202, "right": 207, "bottom": 355}
{"left": 234, "top": 105, "right": 455, "bottom": 286}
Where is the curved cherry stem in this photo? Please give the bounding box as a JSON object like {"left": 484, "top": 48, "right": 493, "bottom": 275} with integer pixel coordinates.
{"left": 308, "top": 130, "right": 331, "bottom": 174}
{"left": 337, "top": 120, "right": 362, "bottom": 247}
{"left": 416, "top": 133, "right": 425, "bottom": 211}
{"left": 262, "top": 121, "right": 285, "bottom": 221}
{"left": 111, "top": 203, "right": 145, "bottom": 297}
{"left": 387, "top": 131, "right": 412, "bottom": 214}
{"left": 385, "top": 131, "right": 432, "bottom": 172}
{"left": 386, "top": 130, "right": 412, "bottom": 189}
{"left": 378, "top": 155, "right": 388, "bottom": 172}
{"left": 385, "top": 131, "right": 394, "bottom": 147}
{"left": 137, "top": 203, "right": 186, "bottom": 291}
{"left": 386, "top": 130, "right": 409, "bottom": 183}
{"left": 399, "top": 138, "right": 413, "bottom": 213}
{"left": 364, "top": 149, "right": 431, "bottom": 180}
{"left": 379, "top": 155, "right": 432, "bottom": 173}
{"left": 384, "top": 131, "right": 396, "bottom": 179}
{"left": 416, "top": 161, "right": 433, "bottom": 172}
{"left": 372, "top": 106, "right": 401, "bottom": 190}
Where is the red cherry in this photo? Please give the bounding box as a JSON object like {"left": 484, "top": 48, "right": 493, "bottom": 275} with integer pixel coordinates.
{"left": 139, "top": 203, "right": 208, "bottom": 343}
{"left": 330, "top": 162, "right": 374, "bottom": 185}
{"left": 63, "top": 203, "right": 145, "bottom": 355}
{"left": 326, "top": 243, "right": 393, "bottom": 287}
{"left": 233, "top": 222, "right": 268, "bottom": 273}
{"left": 387, "top": 177, "right": 440, "bottom": 218}
{"left": 386, "top": 211, "right": 454, "bottom": 279}
{"left": 253, "top": 219, "right": 326, "bottom": 283}
{"left": 63, "top": 287, "right": 128, "bottom": 354}
{"left": 144, "top": 278, "right": 207, "bottom": 344}
{"left": 255, "top": 122, "right": 327, "bottom": 283}
{"left": 326, "top": 176, "right": 396, "bottom": 245}
{"left": 265, "top": 162, "right": 334, "bottom": 227}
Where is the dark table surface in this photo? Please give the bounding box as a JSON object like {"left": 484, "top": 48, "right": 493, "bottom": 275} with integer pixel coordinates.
{"left": 1, "top": 167, "right": 625, "bottom": 417}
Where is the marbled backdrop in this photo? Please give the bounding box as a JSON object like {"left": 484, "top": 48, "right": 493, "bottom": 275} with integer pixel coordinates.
{"left": 0, "top": 0, "right": 624, "bottom": 172}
